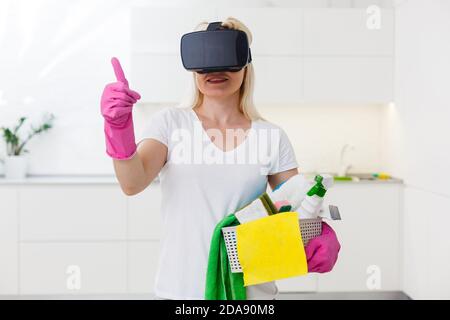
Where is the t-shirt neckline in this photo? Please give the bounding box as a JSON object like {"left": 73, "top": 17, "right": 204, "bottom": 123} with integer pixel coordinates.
{"left": 189, "top": 108, "right": 254, "bottom": 154}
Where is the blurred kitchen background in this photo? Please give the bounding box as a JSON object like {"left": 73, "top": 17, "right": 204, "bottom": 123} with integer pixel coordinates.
{"left": 0, "top": 0, "right": 449, "bottom": 299}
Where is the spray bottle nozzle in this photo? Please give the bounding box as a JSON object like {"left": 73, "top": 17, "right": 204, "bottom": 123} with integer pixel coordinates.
{"left": 307, "top": 175, "right": 327, "bottom": 198}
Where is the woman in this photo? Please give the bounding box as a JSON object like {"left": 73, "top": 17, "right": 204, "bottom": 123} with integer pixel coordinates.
{"left": 100, "top": 17, "right": 340, "bottom": 300}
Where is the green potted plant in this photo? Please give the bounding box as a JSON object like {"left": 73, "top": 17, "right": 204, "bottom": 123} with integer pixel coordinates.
{"left": 0, "top": 113, "right": 55, "bottom": 179}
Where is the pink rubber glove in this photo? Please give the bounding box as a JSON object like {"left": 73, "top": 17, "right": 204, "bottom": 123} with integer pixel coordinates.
{"left": 100, "top": 57, "right": 141, "bottom": 160}
{"left": 305, "top": 222, "right": 341, "bottom": 273}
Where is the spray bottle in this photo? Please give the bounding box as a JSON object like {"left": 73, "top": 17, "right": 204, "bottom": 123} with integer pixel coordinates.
{"left": 298, "top": 174, "right": 334, "bottom": 219}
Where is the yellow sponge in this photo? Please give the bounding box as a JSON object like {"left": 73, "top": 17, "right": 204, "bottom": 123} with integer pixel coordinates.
{"left": 236, "top": 212, "right": 308, "bottom": 286}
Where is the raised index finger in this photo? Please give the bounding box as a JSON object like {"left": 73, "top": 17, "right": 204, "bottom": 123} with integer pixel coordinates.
{"left": 111, "top": 57, "right": 129, "bottom": 86}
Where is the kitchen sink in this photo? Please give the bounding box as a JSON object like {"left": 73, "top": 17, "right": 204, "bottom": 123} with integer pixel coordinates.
{"left": 334, "top": 173, "right": 377, "bottom": 181}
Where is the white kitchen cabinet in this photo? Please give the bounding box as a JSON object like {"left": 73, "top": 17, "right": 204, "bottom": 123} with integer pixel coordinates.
{"left": 318, "top": 183, "right": 402, "bottom": 292}
{"left": 130, "top": 53, "right": 191, "bottom": 104}
{"left": 130, "top": 7, "right": 216, "bottom": 104}
{"left": 131, "top": 7, "right": 217, "bottom": 54}
{"left": 276, "top": 274, "right": 317, "bottom": 293}
{"left": 303, "top": 9, "right": 394, "bottom": 55}
{"left": 252, "top": 56, "right": 303, "bottom": 105}
{"left": 0, "top": 181, "right": 161, "bottom": 295}
{"left": 20, "top": 242, "right": 127, "bottom": 294}
{"left": 128, "top": 241, "right": 160, "bottom": 293}
{"left": 217, "top": 7, "right": 304, "bottom": 55}
{"left": 19, "top": 185, "right": 127, "bottom": 241}
{"left": 130, "top": 7, "right": 394, "bottom": 104}
{"left": 0, "top": 186, "right": 18, "bottom": 294}
{"left": 303, "top": 56, "right": 394, "bottom": 103}
{"left": 128, "top": 184, "right": 162, "bottom": 240}
{"left": 0, "top": 179, "right": 402, "bottom": 296}
{"left": 403, "top": 187, "right": 450, "bottom": 299}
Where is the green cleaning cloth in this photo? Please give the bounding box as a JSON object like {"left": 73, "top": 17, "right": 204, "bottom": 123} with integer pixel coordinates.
{"left": 204, "top": 213, "right": 246, "bottom": 300}
{"left": 204, "top": 193, "right": 278, "bottom": 300}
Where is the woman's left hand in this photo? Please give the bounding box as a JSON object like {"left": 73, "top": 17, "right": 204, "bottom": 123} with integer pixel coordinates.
{"left": 305, "top": 222, "right": 341, "bottom": 273}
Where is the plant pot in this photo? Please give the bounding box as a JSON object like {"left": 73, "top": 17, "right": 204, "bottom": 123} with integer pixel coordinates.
{"left": 4, "top": 155, "right": 28, "bottom": 179}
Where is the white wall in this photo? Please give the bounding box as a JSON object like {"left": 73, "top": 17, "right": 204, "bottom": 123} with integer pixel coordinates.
{"left": 134, "top": 103, "right": 387, "bottom": 175}
{"left": 261, "top": 104, "right": 386, "bottom": 174}
{"left": 384, "top": 0, "right": 450, "bottom": 299}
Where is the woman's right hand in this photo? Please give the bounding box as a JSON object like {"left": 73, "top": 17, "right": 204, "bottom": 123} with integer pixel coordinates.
{"left": 101, "top": 57, "right": 141, "bottom": 125}
{"left": 101, "top": 57, "right": 141, "bottom": 159}
{"left": 101, "top": 58, "right": 167, "bottom": 195}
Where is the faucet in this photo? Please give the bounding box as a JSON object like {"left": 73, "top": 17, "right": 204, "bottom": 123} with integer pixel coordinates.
{"left": 338, "top": 143, "right": 355, "bottom": 177}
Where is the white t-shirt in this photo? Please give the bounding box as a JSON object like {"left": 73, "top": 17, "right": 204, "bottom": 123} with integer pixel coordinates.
{"left": 136, "top": 106, "right": 298, "bottom": 300}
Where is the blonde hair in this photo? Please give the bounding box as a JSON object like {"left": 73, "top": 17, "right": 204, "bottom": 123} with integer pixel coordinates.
{"left": 179, "top": 17, "right": 263, "bottom": 121}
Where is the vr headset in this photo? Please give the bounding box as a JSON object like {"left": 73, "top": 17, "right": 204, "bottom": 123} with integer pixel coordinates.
{"left": 180, "top": 21, "right": 252, "bottom": 74}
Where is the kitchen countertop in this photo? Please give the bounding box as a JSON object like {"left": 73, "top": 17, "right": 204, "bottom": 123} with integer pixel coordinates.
{"left": 0, "top": 174, "right": 121, "bottom": 185}
{"left": 0, "top": 174, "right": 403, "bottom": 185}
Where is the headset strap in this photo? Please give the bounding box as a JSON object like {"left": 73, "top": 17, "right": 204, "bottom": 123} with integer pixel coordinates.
{"left": 206, "top": 21, "right": 223, "bottom": 31}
